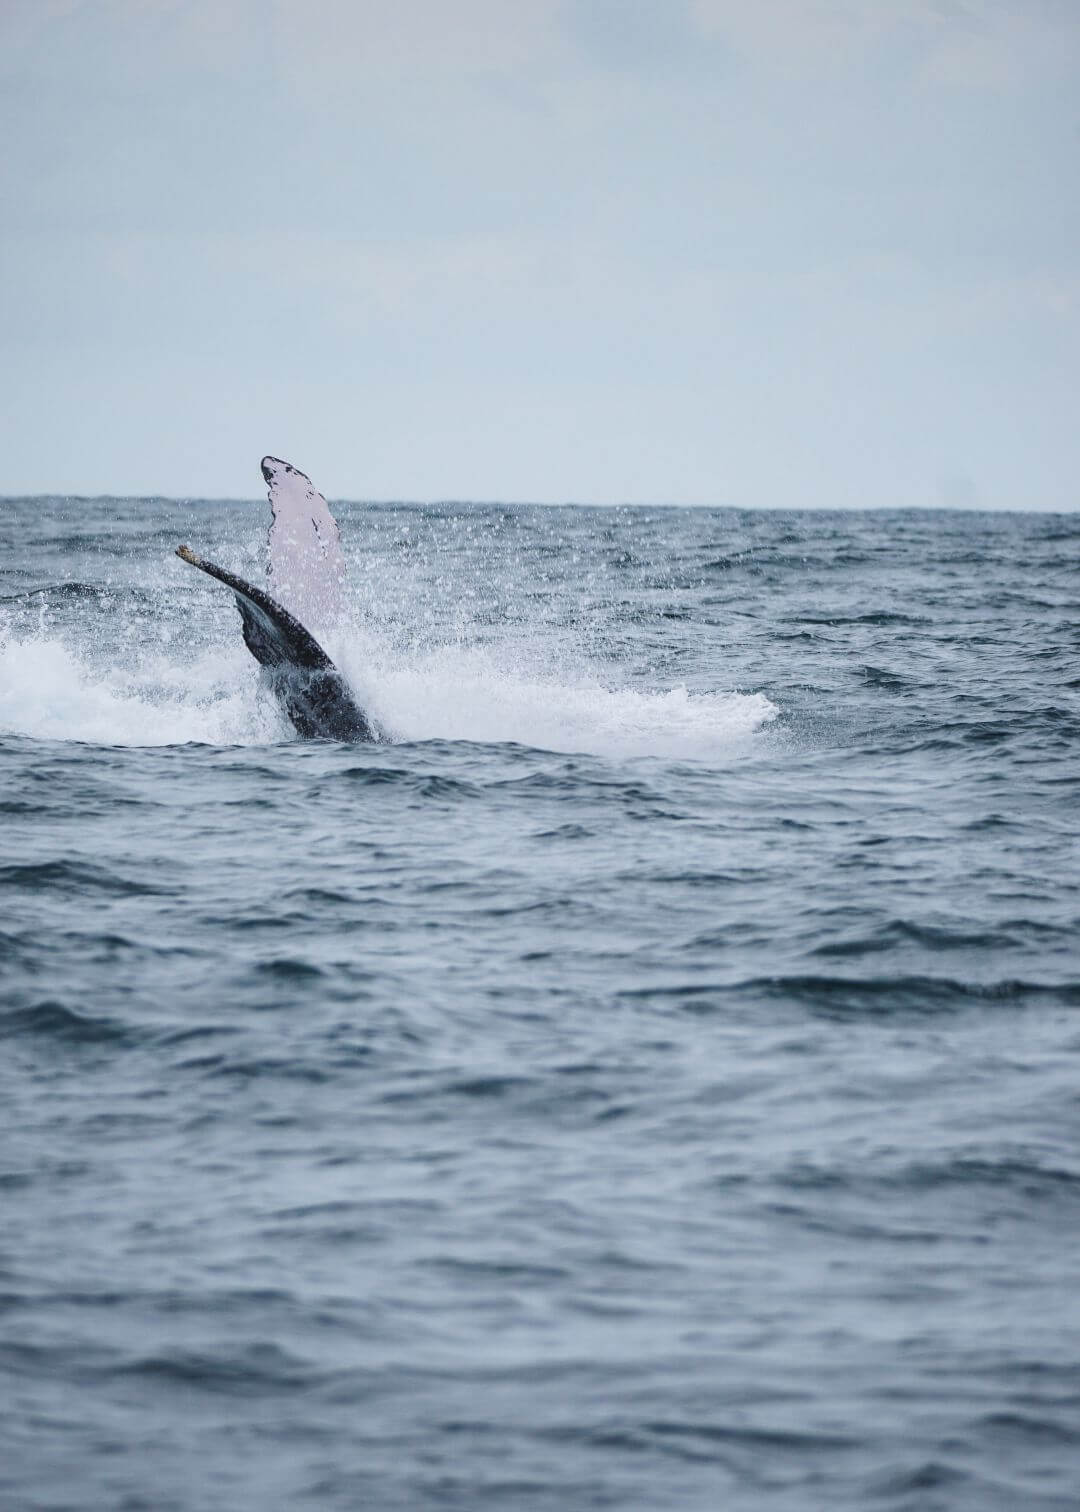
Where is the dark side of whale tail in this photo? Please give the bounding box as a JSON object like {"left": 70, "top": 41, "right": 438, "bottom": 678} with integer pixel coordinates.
{"left": 175, "top": 545, "right": 376, "bottom": 743}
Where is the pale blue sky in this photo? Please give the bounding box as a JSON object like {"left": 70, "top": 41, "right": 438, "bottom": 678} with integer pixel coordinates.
{"left": 1, "top": 0, "right": 1077, "bottom": 507}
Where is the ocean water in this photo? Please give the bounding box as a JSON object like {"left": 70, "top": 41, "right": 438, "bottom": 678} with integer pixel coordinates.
{"left": 1, "top": 494, "right": 1078, "bottom": 1511}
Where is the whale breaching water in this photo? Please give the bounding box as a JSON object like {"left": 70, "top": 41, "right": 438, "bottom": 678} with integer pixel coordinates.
{"left": 176, "top": 458, "right": 377, "bottom": 742}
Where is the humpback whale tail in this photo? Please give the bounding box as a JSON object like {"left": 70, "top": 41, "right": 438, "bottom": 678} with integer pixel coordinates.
{"left": 260, "top": 455, "right": 346, "bottom": 636}
{"left": 176, "top": 460, "right": 377, "bottom": 742}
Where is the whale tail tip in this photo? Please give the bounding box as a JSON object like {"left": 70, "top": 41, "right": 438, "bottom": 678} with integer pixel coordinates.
{"left": 260, "top": 455, "right": 299, "bottom": 485}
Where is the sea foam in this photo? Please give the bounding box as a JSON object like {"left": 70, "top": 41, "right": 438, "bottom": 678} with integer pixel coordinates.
{"left": 0, "top": 621, "right": 774, "bottom": 758}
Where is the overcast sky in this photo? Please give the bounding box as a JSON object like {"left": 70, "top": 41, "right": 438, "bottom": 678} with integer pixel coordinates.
{"left": 1, "top": 0, "right": 1077, "bottom": 507}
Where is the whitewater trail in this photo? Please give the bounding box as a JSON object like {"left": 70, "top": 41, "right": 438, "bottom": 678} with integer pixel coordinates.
{"left": 0, "top": 618, "right": 775, "bottom": 758}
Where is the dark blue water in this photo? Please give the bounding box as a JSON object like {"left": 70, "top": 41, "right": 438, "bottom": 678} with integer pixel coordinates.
{"left": 1, "top": 497, "right": 1078, "bottom": 1510}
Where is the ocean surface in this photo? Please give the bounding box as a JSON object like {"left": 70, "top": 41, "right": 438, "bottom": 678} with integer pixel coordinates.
{"left": 1, "top": 494, "right": 1078, "bottom": 1511}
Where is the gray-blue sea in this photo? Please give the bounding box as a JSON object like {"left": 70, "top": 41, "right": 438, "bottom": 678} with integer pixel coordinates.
{"left": 1, "top": 496, "right": 1078, "bottom": 1511}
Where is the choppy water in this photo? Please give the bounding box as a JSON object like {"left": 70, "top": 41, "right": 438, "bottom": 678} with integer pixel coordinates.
{"left": 1, "top": 495, "right": 1078, "bottom": 1511}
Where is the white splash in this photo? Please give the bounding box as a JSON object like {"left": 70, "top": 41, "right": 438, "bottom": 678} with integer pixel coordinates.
{"left": 0, "top": 632, "right": 286, "bottom": 747}
{"left": 0, "top": 622, "right": 775, "bottom": 759}
{"left": 335, "top": 636, "right": 777, "bottom": 761}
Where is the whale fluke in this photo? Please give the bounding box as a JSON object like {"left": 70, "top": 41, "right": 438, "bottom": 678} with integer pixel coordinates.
{"left": 176, "top": 545, "right": 376, "bottom": 742}
{"left": 261, "top": 455, "right": 346, "bottom": 635}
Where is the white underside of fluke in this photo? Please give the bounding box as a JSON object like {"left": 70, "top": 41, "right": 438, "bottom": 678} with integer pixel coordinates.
{"left": 262, "top": 455, "right": 346, "bottom": 637}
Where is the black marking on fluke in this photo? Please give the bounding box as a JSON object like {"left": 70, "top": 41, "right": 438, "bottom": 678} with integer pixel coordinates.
{"left": 175, "top": 546, "right": 376, "bottom": 742}
{"left": 261, "top": 456, "right": 297, "bottom": 481}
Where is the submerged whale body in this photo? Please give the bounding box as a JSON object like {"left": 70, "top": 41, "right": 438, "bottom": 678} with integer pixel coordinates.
{"left": 176, "top": 458, "right": 377, "bottom": 742}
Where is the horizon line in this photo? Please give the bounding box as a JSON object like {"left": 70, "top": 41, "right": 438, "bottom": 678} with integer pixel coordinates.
{"left": 1, "top": 493, "right": 1075, "bottom": 518}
